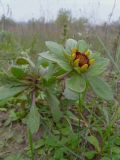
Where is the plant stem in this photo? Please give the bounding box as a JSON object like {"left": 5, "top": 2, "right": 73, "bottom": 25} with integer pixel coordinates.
{"left": 78, "top": 93, "right": 91, "bottom": 134}
{"left": 56, "top": 71, "right": 71, "bottom": 80}
{"left": 32, "top": 90, "right": 36, "bottom": 106}
{"left": 77, "top": 94, "right": 81, "bottom": 141}
{"left": 28, "top": 90, "right": 36, "bottom": 160}
{"left": 28, "top": 129, "right": 34, "bottom": 160}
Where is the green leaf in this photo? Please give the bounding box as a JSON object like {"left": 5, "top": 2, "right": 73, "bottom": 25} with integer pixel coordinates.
{"left": 40, "top": 51, "right": 72, "bottom": 71}
{"left": 88, "top": 77, "right": 113, "bottom": 100}
{"left": 111, "top": 146, "right": 120, "bottom": 154}
{"left": 88, "top": 58, "right": 109, "bottom": 76}
{"left": 11, "top": 65, "right": 26, "bottom": 79}
{"left": 16, "top": 57, "right": 30, "bottom": 65}
{"left": 40, "top": 51, "right": 59, "bottom": 62}
{"left": 85, "top": 151, "right": 97, "bottom": 160}
{"left": 66, "top": 74, "right": 86, "bottom": 93}
{"left": 89, "top": 52, "right": 101, "bottom": 59}
{"left": 102, "top": 107, "right": 109, "bottom": 125}
{"left": 63, "top": 87, "right": 79, "bottom": 100}
{"left": 87, "top": 135, "right": 101, "bottom": 152}
{"left": 45, "top": 41, "right": 64, "bottom": 58}
{"left": 43, "top": 63, "right": 55, "bottom": 80}
{"left": 47, "top": 91, "right": 62, "bottom": 122}
{"left": 54, "top": 148, "right": 65, "bottom": 159}
{"left": 57, "top": 60, "right": 72, "bottom": 71}
{"left": 27, "top": 105, "right": 40, "bottom": 134}
{"left": 37, "top": 56, "right": 49, "bottom": 67}
{"left": 115, "top": 137, "right": 120, "bottom": 145}
{"left": 77, "top": 40, "right": 89, "bottom": 52}
{"left": 45, "top": 136, "right": 59, "bottom": 147}
{"left": 9, "top": 110, "right": 19, "bottom": 122}
{"left": 16, "top": 57, "right": 35, "bottom": 68}
{"left": 65, "top": 39, "right": 77, "bottom": 54}
{"left": 0, "top": 85, "right": 26, "bottom": 101}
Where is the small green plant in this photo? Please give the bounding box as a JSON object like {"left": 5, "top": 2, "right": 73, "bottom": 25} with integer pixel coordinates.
{"left": 0, "top": 52, "right": 61, "bottom": 159}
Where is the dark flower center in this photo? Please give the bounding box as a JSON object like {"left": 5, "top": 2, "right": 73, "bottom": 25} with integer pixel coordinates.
{"left": 75, "top": 52, "right": 89, "bottom": 67}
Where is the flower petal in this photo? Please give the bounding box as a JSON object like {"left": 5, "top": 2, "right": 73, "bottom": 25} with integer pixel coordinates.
{"left": 80, "top": 64, "right": 88, "bottom": 72}
{"left": 85, "top": 50, "right": 91, "bottom": 56}
{"left": 89, "top": 59, "right": 95, "bottom": 65}
{"left": 74, "top": 59, "right": 79, "bottom": 67}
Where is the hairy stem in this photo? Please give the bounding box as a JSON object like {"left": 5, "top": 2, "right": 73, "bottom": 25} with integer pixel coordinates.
{"left": 28, "top": 90, "right": 36, "bottom": 160}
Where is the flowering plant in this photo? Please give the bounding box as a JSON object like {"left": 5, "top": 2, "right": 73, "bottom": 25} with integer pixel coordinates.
{"left": 40, "top": 39, "right": 113, "bottom": 100}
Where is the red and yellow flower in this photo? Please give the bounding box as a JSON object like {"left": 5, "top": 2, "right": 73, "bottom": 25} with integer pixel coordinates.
{"left": 70, "top": 48, "right": 95, "bottom": 73}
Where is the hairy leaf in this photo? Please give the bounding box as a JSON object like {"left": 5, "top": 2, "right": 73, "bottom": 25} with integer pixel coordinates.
{"left": 27, "top": 105, "right": 40, "bottom": 134}
{"left": 88, "top": 77, "right": 113, "bottom": 100}
{"left": 47, "top": 91, "right": 62, "bottom": 122}
{"left": 0, "top": 85, "right": 26, "bottom": 101}
{"left": 77, "top": 40, "right": 89, "bottom": 52}
{"left": 87, "top": 135, "right": 100, "bottom": 152}
{"left": 11, "top": 65, "right": 26, "bottom": 79}
{"left": 66, "top": 74, "right": 86, "bottom": 93}
{"left": 65, "top": 39, "right": 77, "bottom": 54}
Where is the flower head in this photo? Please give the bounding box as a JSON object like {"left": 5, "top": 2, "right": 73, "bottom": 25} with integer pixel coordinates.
{"left": 70, "top": 48, "right": 95, "bottom": 73}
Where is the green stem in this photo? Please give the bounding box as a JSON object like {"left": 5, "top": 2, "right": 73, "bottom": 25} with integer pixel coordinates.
{"left": 77, "top": 94, "right": 81, "bottom": 141}
{"left": 28, "top": 90, "right": 36, "bottom": 160}
{"left": 28, "top": 129, "right": 34, "bottom": 160}
{"left": 56, "top": 71, "right": 72, "bottom": 80}
{"left": 77, "top": 92, "right": 91, "bottom": 134}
